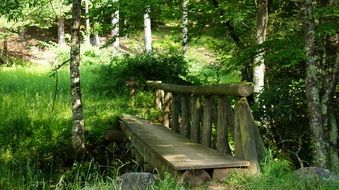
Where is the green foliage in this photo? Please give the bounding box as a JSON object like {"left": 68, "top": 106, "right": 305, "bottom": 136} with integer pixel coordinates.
{"left": 225, "top": 156, "right": 339, "bottom": 190}
{"left": 94, "top": 51, "right": 188, "bottom": 95}
{"left": 151, "top": 174, "right": 187, "bottom": 190}
{"left": 0, "top": 62, "right": 181, "bottom": 189}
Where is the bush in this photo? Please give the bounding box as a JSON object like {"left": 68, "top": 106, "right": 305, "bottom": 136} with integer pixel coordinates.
{"left": 93, "top": 51, "right": 189, "bottom": 95}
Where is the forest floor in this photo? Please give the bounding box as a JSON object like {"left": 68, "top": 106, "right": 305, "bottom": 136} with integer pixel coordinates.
{"left": 0, "top": 28, "right": 230, "bottom": 190}
{"left": 1, "top": 27, "right": 338, "bottom": 190}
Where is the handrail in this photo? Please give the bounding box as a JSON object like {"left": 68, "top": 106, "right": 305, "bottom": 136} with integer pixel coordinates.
{"left": 146, "top": 81, "right": 253, "bottom": 97}
{"left": 144, "top": 80, "right": 264, "bottom": 174}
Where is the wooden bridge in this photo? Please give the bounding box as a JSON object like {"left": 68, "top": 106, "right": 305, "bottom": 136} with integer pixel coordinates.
{"left": 119, "top": 81, "right": 265, "bottom": 183}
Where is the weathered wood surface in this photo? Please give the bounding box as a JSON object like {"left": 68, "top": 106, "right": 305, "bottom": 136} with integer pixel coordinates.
{"left": 146, "top": 81, "right": 253, "bottom": 97}
{"left": 336, "top": 85, "right": 339, "bottom": 93}
{"left": 202, "top": 96, "right": 213, "bottom": 147}
{"left": 180, "top": 95, "right": 189, "bottom": 138}
{"left": 163, "top": 92, "right": 172, "bottom": 128}
{"left": 190, "top": 96, "right": 201, "bottom": 143}
{"left": 119, "top": 115, "right": 250, "bottom": 174}
{"left": 234, "top": 98, "right": 264, "bottom": 175}
{"left": 171, "top": 94, "right": 180, "bottom": 133}
{"left": 217, "top": 96, "right": 231, "bottom": 154}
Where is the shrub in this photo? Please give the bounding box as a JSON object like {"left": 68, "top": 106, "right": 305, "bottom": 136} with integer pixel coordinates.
{"left": 93, "top": 50, "right": 189, "bottom": 96}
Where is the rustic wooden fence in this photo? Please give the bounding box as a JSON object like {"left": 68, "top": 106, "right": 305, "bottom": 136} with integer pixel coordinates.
{"left": 146, "top": 81, "right": 265, "bottom": 174}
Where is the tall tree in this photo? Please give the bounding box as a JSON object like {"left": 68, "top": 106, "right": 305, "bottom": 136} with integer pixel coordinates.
{"left": 253, "top": 0, "right": 268, "bottom": 101}
{"left": 70, "top": 0, "right": 85, "bottom": 151}
{"left": 112, "top": 0, "right": 119, "bottom": 50}
{"left": 144, "top": 5, "right": 152, "bottom": 53}
{"left": 47, "top": 0, "right": 71, "bottom": 46}
{"left": 58, "top": 16, "right": 66, "bottom": 46}
{"left": 84, "top": 0, "right": 91, "bottom": 44}
{"left": 182, "top": 0, "right": 189, "bottom": 54}
{"left": 303, "top": 0, "right": 338, "bottom": 168}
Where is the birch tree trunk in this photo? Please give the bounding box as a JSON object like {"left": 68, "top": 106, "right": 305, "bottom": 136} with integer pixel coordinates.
{"left": 253, "top": 0, "right": 268, "bottom": 101}
{"left": 111, "top": 0, "right": 119, "bottom": 54}
{"left": 111, "top": 10, "right": 119, "bottom": 49}
{"left": 144, "top": 5, "right": 152, "bottom": 53}
{"left": 58, "top": 17, "right": 66, "bottom": 46}
{"left": 93, "top": 32, "right": 100, "bottom": 46}
{"left": 84, "top": 0, "right": 91, "bottom": 45}
{"left": 182, "top": 0, "right": 189, "bottom": 54}
{"left": 303, "top": 0, "right": 327, "bottom": 167}
{"left": 70, "top": 0, "right": 85, "bottom": 151}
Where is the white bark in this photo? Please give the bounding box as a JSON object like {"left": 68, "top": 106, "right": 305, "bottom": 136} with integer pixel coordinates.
{"left": 253, "top": 0, "right": 268, "bottom": 101}
{"left": 144, "top": 5, "right": 152, "bottom": 53}
{"left": 70, "top": 0, "right": 85, "bottom": 151}
{"left": 58, "top": 17, "right": 66, "bottom": 46}
{"left": 84, "top": 0, "right": 91, "bottom": 45}
{"left": 93, "top": 32, "right": 100, "bottom": 46}
{"left": 112, "top": 10, "right": 119, "bottom": 49}
{"left": 182, "top": 0, "right": 189, "bottom": 53}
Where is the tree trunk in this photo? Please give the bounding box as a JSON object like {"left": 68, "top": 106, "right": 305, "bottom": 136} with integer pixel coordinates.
{"left": 253, "top": 0, "right": 268, "bottom": 101}
{"left": 84, "top": 0, "right": 91, "bottom": 45}
{"left": 112, "top": 10, "right": 119, "bottom": 49}
{"left": 19, "top": 27, "right": 25, "bottom": 42}
{"left": 182, "top": 0, "right": 189, "bottom": 54}
{"left": 93, "top": 32, "right": 100, "bottom": 46}
{"left": 303, "top": 0, "right": 327, "bottom": 167}
{"left": 58, "top": 17, "right": 66, "bottom": 46}
{"left": 2, "top": 39, "right": 8, "bottom": 65}
{"left": 324, "top": 30, "right": 339, "bottom": 171}
{"left": 328, "top": 112, "right": 338, "bottom": 172}
{"left": 144, "top": 5, "right": 152, "bottom": 53}
{"left": 111, "top": 0, "right": 119, "bottom": 51}
{"left": 70, "top": 0, "right": 85, "bottom": 151}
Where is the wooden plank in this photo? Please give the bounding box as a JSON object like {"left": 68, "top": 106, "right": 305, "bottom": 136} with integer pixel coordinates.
{"left": 171, "top": 94, "right": 180, "bottom": 133}
{"left": 180, "top": 95, "right": 189, "bottom": 138}
{"left": 119, "top": 115, "right": 250, "bottom": 172}
{"left": 217, "top": 95, "right": 231, "bottom": 154}
{"left": 202, "top": 96, "right": 213, "bottom": 147}
{"left": 234, "top": 105, "right": 244, "bottom": 159}
{"left": 227, "top": 99, "right": 235, "bottom": 138}
{"left": 235, "top": 98, "right": 260, "bottom": 175}
{"left": 120, "top": 118, "right": 181, "bottom": 178}
{"left": 190, "top": 95, "right": 201, "bottom": 143}
{"left": 146, "top": 81, "right": 253, "bottom": 97}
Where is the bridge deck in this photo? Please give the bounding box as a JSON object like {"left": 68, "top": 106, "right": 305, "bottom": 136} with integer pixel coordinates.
{"left": 119, "top": 115, "right": 250, "bottom": 172}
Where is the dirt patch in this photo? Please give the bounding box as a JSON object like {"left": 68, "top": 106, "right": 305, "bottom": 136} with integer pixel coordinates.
{"left": 0, "top": 27, "right": 57, "bottom": 65}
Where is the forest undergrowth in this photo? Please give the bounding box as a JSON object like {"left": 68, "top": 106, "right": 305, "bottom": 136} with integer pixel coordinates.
{"left": 0, "top": 60, "right": 337, "bottom": 189}
{"left": 0, "top": 26, "right": 337, "bottom": 190}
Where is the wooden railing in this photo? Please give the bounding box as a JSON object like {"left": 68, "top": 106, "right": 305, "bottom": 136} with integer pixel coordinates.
{"left": 146, "top": 81, "right": 265, "bottom": 174}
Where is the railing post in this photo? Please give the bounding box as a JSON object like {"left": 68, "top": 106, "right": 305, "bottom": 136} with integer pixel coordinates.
{"left": 171, "top": 93, "right": 180, "bottom": 133}
{"left": 180, "top": 95, "right": 189, "bottom": 138}
{"left": 234, "top": 97, "right": 261, "bottom": 175}
{"left": 217, "top": 95, "right": 231, "bottom": 154}
{"left": 202, "top": 96, "right": 213, "bottom": 147}
{"left": 190, "top": 95, "right": 201, "bottom": 143}
{"left": 163, "top": 92, "right": 172, "bottom": 128}
{"left": 155, "top": 89, "right": 164, "bottom": 110}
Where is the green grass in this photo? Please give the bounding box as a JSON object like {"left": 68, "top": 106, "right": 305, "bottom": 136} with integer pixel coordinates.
{"left": 1, "top": 64, "right": 336, "bottom": 190}
{"left": 221, "top": 159, "right": 339, "bottom": 190}
{"left": 0, "top": 64, "right": 164, "bottom": 189}
{"left": 1, "top": 35, "right": 336, "bottom": 189}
